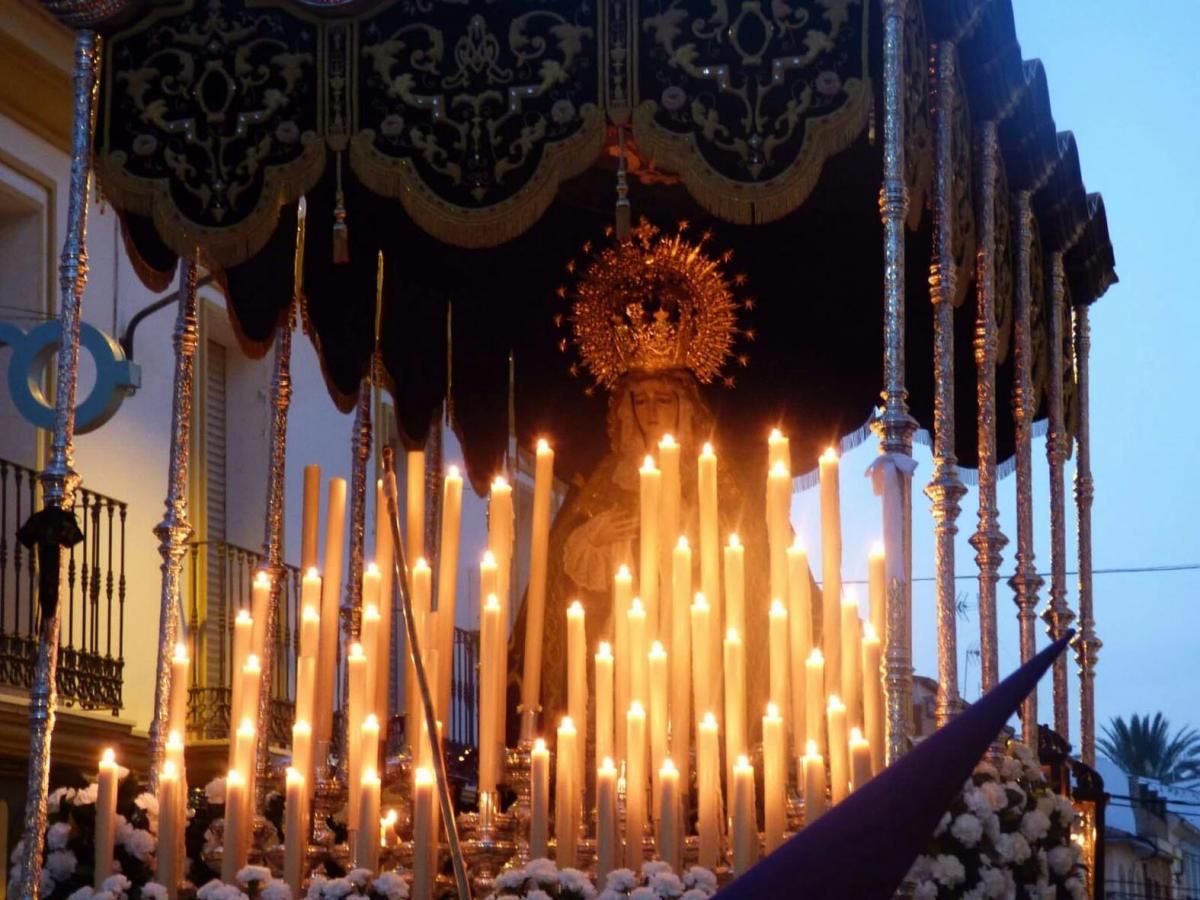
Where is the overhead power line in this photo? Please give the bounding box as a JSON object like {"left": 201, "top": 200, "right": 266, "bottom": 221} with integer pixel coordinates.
{"left": 842, "top": 562, "right": 1200, "bottom": 586}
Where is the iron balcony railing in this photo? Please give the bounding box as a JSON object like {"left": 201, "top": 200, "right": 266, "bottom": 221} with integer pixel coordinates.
{"left": 0, "top": 457, "right": 126, "bottom": 712}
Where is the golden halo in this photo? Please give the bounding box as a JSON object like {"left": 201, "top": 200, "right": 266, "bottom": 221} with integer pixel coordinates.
{"left": 565, "top": 219, "right": 744, "bottom": 389}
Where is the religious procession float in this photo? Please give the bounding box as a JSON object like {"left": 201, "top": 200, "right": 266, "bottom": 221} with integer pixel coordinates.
{"left": 9, "top": 0, "right": 1116, "bottom": 898}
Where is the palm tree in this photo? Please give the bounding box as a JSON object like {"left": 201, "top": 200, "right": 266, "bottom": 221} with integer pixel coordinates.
{"left": 1099, "top": 712, "right": 1200, "bottom": 787}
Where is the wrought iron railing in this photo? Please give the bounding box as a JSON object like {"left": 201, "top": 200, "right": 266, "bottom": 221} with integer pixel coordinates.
{"left": 185, "top": 541, "right": 300, "bottom": 744}
{"left": 0, "top": 457, "right": 126, "bottom": 712}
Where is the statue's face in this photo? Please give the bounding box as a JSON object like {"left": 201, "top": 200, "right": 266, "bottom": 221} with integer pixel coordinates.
{"left": 630, "top": 378, "right": 680, "bottom": 443}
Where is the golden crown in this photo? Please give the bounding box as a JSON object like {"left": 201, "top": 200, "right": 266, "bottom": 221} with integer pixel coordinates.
{"left": 562, "top": 219, "right": 750, "bottom": 390}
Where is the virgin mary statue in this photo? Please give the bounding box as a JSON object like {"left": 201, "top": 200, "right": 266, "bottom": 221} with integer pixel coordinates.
{"left": 508, "top": 222, "right": 772, "bottom": 741}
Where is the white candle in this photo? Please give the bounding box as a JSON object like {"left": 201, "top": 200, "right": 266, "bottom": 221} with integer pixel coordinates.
{"left": 850, "top": 727, "right": 872, "bottom": 793}
{"left": 805, "top": 649, "right": 826, "bottom": 756}
{"left": 658, "top": 435, "right": 681, "bottom": 638}
{"left": 628, "top": 597, "right": 648, "bottom": 708}
{"left": 787, "top": 539, "right": 812, "bottom": 748}
{"left": 240, "top": 654, "right": 262, "bottom": 749}
{"left": 624, "top": 702, "right": 647, "bottom": 869}
{"left": 521, "top": 441, "right": 555, "bottom": 739}
{"left": 698, "top": 443, "right": 721, "bottom": 689}
{"left": 723, "top": 533, "right": 745, "bottom": 638}
{"left": 862, "top": 622, "right": 884, "bottom": 775}
{"left": 595, "top": 642, "right": 614, "bottom": 766}
{"left": 221, "top": 770, "right": 247, "bottom": 882}
{"left": 732, "top": 754, "right": 758, "bottom": 874}
{"left": 250, "top": 570, "right": 271, "bottom": 662}
{"left": 868, "top": 542, "right": 886, "bottom": 644}
{"left": 347, "top": 642, "right": 366, "bottom": 829}
{"left": 284, "top": 767, "right": 306, "bottom": 894}
{"left": 95, "top": 748, "right": 118, "bottom": 887}
{"left": 299, "top": 585, "right": 320, "bottom": 659}
{"left": 555, "top": 717, "right": 579, "bottom": 867}
{"left": 767, "top": 460, "right": 792, "bottom": 607}
{"left": 361, "top": 714, "right": 381, "bottom": 781}
{"left": 658, "top": 758, "right": 681, "bottom": 871}
{"left": 233, "top": 717, "right": 256, "bottom": 835}
{"left": 301, "top": 464, "right": 321, "bottom": 573}
{"left": 596, "top": 757, "right": 618, "bottom": 883}
{"left": 769, "top": 599, "right": 790, "bottom": 714}
{"left": 723, "top": 628, "right": 746, "bottom": 793}
{"left": 156, "top": 761, "right": 180, "bottom": 895}
{"left": 317, "top": 477, "right": 347, "bottom": 757}
{"left": 819, "top": 449, "right": 842, "bottom": 701}
{"left": 613, "top": 564, "right": 633, "bottom": 763}
{"left": 639, "top": 455, "right": 662, "bottom": 631}
{"left": 802, "top": 740, "right": 827, "bottom": 823}
{"left": 229, "top": 609, "right": 252, "bottom": 738}
{"left": 361, "top": 598, "right": 381, "bottom": 718}
{"left": 374, "top": 480, "right": 395, "bottom": 721}
{"left": 292, "top": 720, "right": 313, "bottom": 794}
{"left": 295, "top": 653, "right": 316, "bottom": 736}
{"left": 530, "top": 738, "right": 550, "bottom": 858}
{"left": 670, "top": 537, "right": 692, "bottom": 776}
{"left": 690, "top": 593, "right": 712, "bottom": 731}
{"left": 841, "top": 592, "right": 863, "bottom": 730}
{"left": 488, "top": 473, "right": 513, "bottom": 618}
{"left": 168, "top": 643, "right": 190, "bottom": 744}
{"left": 697, "top": 711, "right": 721, "bottom": 868}
{"left": 406, "top": 450, "right": 426, "bottom": 563}
{"left": 827, "top": 695, "right": 849, "bottom": 805}
{"left": 412, "top": 767, "right": 435, "bottom": 900}
{"left": 407, "top": 558, "right": 433, "bottom": 755}
{"left": 763, "top": 703, "right": 786, "bottom": 854}
{"left": 356, "top": 767, "right": 382, "bottom": 870}
{"left": 434, "top": 469, "right": 461, "bottom": 725}
{"left": 768, "top": 427, "right": 790, "bottom": 471}
{"left": 478, "top": 594, "right": 501, "bottom": 795}
{"left": 567, "top": 601, "right": 588, "bottom": 760}
{"left": 648, "top": 641, "right": 668, "bottom": 819}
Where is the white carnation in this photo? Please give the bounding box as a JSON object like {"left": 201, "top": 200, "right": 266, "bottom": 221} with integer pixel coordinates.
{"left": 1010, "top": 833, "right": 1032, "bottom": 864}
{"left": 526, "top": 858, "right": 559, "bottom": 885}
{"left": 205, "top": 778, "right": 227, "bottom": 805}
{"left": 604, "top": 869, "right": 638, "bottom": 892}
{"left": 1020, "top": 810, "right": 1051, "bottom": 843}
{"left": 91, "top": 891, "right": 115, "bottom": 900}
{"left": 980, "top": 866, "right": 1007, "bottom": 898}
{"left": 933, "top": 811, "right": 951, "bottom": 837}
{"left": 559, "top": 866, "right": 594, "bottom": 896}
{"left": 74, "top": 783, "right": 99, "bottom": 806}
{"left": 931, "top": 854, "right": 966, "bottom": 887}
{"left": 141, "top": 883, "right": 169, "bottom": 900}
{"left": 47, "top": 822, "right": 72, "bottom": 851}
{"left": 45, "top": 849, "right": 77, "bottom": 881}
{"left": 950, "top": 813, "right": 984, "bottom": 848}
{"left": 495, "top": 869, "right": 529, "bottom": 892}
{"left": 102, "top": 874, "right": 132, "bottom": 897}
{"left": 120, "top": 828, "right": 155, "bottom": 861}
{"left": 134, "top": 793, "right": 159, "bottom": 817}
{"left": 237, "top": 865, "right": 273, "bottom": 885}
{"left": 304, "top": 875, "right": 327, "bottom": 900}
{"left": 913, "top": 881, "right": 938, "bottom": 900}
{"left": 198, "top": 880, "right": 232, "bottom": 900}
{"left": 1047, "top": 846, "right": 1075, "bottom": 877}
{"left": 261, "top": 879, "right": 295, "bottom": 900}
{"left": 649, "top": 871, "right": 684, "bottom": 897}
{"left": 527, "top": 892, "right": 553, "bottom": 900}
{"left": 345, "top": 868, "right": 371, "bottom": 887}
{"left": 641, "top": 860, "right": 671, "bottom": 878}
{"left": 67, "top": 887, "right": 95, "bottom": 900}
{"left": 980, "top": 781, "right": 1007, "bottom": 811}
{"left": 371, "top": 871, "right": 409, "bottom": 900}
{"left": 974, "top": 762, "right": 1000, "bottom": 780}
{"left": 1064, "top": 877, "right": 1086, "bottom": 899}
{"left": 320, "top": 877, "right": 354, "bottom": 898}
{"left": 630, "top": 889, "right": 657, "bottom": 900}
{"left": 682, "top": 867, "right": 717, "bottom": 894}
{"left": 49, "top": 787, "right": 76, "bottom": 814}
{"left": 680, "top": 891, "right": 709, "bottom": 900}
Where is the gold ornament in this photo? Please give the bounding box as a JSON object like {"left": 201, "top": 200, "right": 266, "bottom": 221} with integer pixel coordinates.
{"left": 567, "top": 219, "right": 744, "bottom": 389}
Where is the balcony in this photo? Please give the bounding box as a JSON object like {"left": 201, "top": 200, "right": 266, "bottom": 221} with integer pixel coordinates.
{"left": 0, "top": 457, "right": 126, "bottom": 713}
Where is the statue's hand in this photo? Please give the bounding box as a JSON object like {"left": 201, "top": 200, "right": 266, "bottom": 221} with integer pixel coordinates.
{"left": 590, "top": 510, "right": 640, "bottom": 546}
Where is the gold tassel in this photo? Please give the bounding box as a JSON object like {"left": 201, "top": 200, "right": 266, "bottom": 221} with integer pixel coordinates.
{"left": 333, "top": 151, "right": 350, "bottom": 264}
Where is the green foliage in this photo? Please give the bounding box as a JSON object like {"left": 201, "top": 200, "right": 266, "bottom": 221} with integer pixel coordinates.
{"left": 1099, "top": 713, "right": 1200, "bottom": 788}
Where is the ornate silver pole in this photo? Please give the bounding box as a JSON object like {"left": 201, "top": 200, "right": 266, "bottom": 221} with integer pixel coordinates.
{"left": 1009, "top": 192, "right": 1043, "bottom": 750}
{"left": 925, "top": 40, "right": 964, "bottom": 729}
{"left": 877, "top": 0, "right": 918, "bottom": 765}
{"left": 1072, "top": 303, "right": 1099, "bottom": 766}
{"left": 256, "top": 305, "right": 294, "bottom": 807}
{"left": 16, "top": 29, "right": 100, "bottom": 900}
{"left": 968, "top": 120, "right": 1008, "bottom": 695}
{"left": 1043, "top": 252, "right": 1074, "bottom": 742}
{"left": 148, "top": 260, "right": 200, "bottom": 793}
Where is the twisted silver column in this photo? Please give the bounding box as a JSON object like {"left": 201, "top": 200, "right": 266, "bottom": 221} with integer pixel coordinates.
{"left": 17, "top": 29, "right": 99, "bottom": 900}
{"left": 149, "top": 260, "right": 199, "bottom": 793}
{"left": 968, "top": 121, "right": 1008, "bottom": 695}
{"left": 925, "top": 41, "right": 965, "bottom": 729}
{"left": 1009, "top": 192, "right": 1043, "bottom": 751}
{"left": 1043, "top": 252, "right": 1074, "bottom": 742}
{"left": 1072, "top": 303, "right": 1099, "bottom": 766}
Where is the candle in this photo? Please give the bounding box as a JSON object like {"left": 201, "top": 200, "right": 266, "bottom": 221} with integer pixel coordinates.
{"left": 406, "top": 558, "right": 433, "bottom": 756}
{"left": 595, "top": 642, "right": 614, "bottom": 766}
{"left": 521, "top": 441, "right": 555, "bottom": 739}
{"left": 94, "top": 748, "right": 118, "bottom": 887}
{"left": 768, "top": 427, "right": 790, "bottom": 471}
{"left": 556, "top": 716, "right": 579, "bottom": 867}
{"left": 168, "top": 642, "right": 189, "bottom": 744}
{"left": 670, "top": 537, "right": 692, "bottom": 775}
{"left": 624, "top": 702, "right": 647, "bottom": 868}
{"left": 361, "top": 598, "right": 381, "bottom": 718}
{"left": 488, "top": 474, "right": 514, "bottom": 633}
{"left": 530, "top": 738, "right": 550, "bottom": 858}
{"left": 628, "top": 597, "right": 648, "bottom": 708}
{"left": 850, "top": 727, "right": 872, "bottom": 793}
{"left": 233, "top": 717, "right": 256, "bottom": 826}
{"left": 374, "top": 480, "right": 396, "bottom": 721}
{"left": 250, "top": 570, "right": 271, "bottom": 661}
{"left": 165, "top": 730, "right": 185, "bottom": 782}
{"left": 412, "top": 767, "right": 435, "bottom": 900}
{"left": 299, "top": 586, "right": 320, "bottom": 659}
{"left": 478, "top": 595, "right": 501, "bottom": 795}
{"left": 723, "top": 533, "right": 745, "bottom": 638}
{"left": 164, "top": 732, "right": 186, "bottom": 879}
{"left": 763, "top": 703, "right": 786, "bottom": 854}
{"left": 658, "top": 758, "right": 681, "bottom": 871}
{"left": 862, "top": 622, "right": 884, "bottom": 775}
{"left": 786, "top": 539, "right": 813, "bottom": 748}
{"left": 596, "top": 757, "right": 618, "bottom": 883}
{"left": 292, "top": 720, "right": 313, "bottom": 792}
{"left": 221, "top": 770, "right": 247, "bottom": 882}
{"left": 284, "top": 767, "right": 306, "bottom": 894}
{"left": 229, "top": 609, "right": 252, "bottom": 736}
{"left": 156, "top": 761, "right": 180, "bottom": 895}
{"left": 827, "top": 695, "right": 849, "bottom": 805}
{"left": 768, "top": 599, "right": 790, "bottom": 714}
{"left": 767, "top": 459, "right": 792, "bottom": 606}
{"left": 347, "top": 642, "right": 366, "bottom": 830}
{"left": 567, "top": 601, "right": 588, "bottom": 760}
{"left": 732, "top": 754, "right": 758, "bottom": 874}
{"left": 802, "top": 740, "right": 827, "bottom": 823}
{"left": 841, "top": 592, "right": 863, "bottom": 730}
{"left": 317, "top": 477, "right": 347, "bottom": 756}
{"left": 361, "top": 714, "right": 381, "bottom": 778}
{"left": 658, "top": 436, "right": 681, "bottom": 636}
{"left": 819, "top": 449, "right": 842, "bottom": 700}
{"left": 406, "top": 450, "right": 425, "bottom": 563}
{"left": 697, "top": 443, "right": 721, "bottom": 689}
{"left": 648, "top": 641, "right": 668, "bottom": 819}
{"left": 639, "top": 455, "right": 661, "bottom": 630}
{"left": 690, "top": 593, "right": 712, "bottom": 731}
{"left": 295, "top": 653, "right": 316, "bottom": 733}
{"left": 723, "top": 628, "right": 746, "bottom": 793}
{"left": 614, "top": 564, "right": 633, "bottom": 762}
{"left": 356, "top": 767, "right": 382, "bottom": 870}
{"left": 301, "top": 464, "right": 321, "bottom": 572}
{"left": 382, "top": 808, "right": 399, "bottom": 849}
{"left": 239, "top": 654, "right": 262, "bottom": 757}
{"left": 697, "top": 712, "right": 721, "bottom": 868}
{"left": 805, "top": 649, "right": 826, "bottom": 755}
{"left": 868, "top": 542, "right": 886, "bottom": 643}
{"left": 435, "top": 468, "right": 462, "bottom": 725}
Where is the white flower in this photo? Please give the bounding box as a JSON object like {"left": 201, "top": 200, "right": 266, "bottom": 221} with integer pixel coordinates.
{"left": 120, "top": 828, "right": 155, "bottom": 861}
{"left": 630, "top": 890, "right": 657, "bottom": 900}
{"left": 994, "top": 833, "right": 1015, "bottom": 864}
{"left": 102, "top": 874, "right": 132, "bottom": 897}
{"left": 931, "top": 854, "right": 966, "bottom": 887}
{"left": 68, "top": 887, "right": 95, "bottom": 900}
{"left": 526, "top": 858, "right": 559, "bottom": 885}
{"left": 321, "top": 877, "right": 354, "bottom": 899}
{"left": 141, "top": 883, "right": 169, "bottom": 900}
{"left": 199, "top": 880, "right": 232, "bottom": 900}
{"left": 261, "top": 879, "right": 295, "bottom": 900}
{"left": 559, "top": 867, "right": 594, "bottom": 896}
{"left": 304, "top": 875, "right": 327, "bottom": 900}
{"left": 983, "top": 812, "right": 1002, "bottom": 843}
{"left": 91, "top": 891, "right": 115, "bottom": 900}
{"left": 1010, "top": 742, "right": 1035, "bottom": 765}
{"left": 980, "top": 867, "right": 1007, "bottom": 899}
{"left": 46, "top": 849, "right": 77, "bottom": 881}
{"left": 1000, "top": 757, "right": 1024, "bottom": 780}
{"left": 964, "top": 787, "right": 993, "bottom": 819}
{"left": 1003, "top": 781, "right": 1026, "bottom": 808}
{"left": 650, "top": 872, "right": 684, "bottom": 897}
{"left": 913, "top": 881, "right": 938, "bottom": 900}
{"left": 74, "top": 783, "right": 100, "bottom": 806}
{"left": 1020, "top": 810, "right": 1051, "bottom": 843}
{"left": 680, "top": 892, "right": 709, "bottom": 900}
{"left": 962, "top": 886, "right": 985, "bottom": 900}
{"left": 681, "top": 867, "right": 716, "bottom": 894}
{"left": 238, "top": 866, "right": 273, "bottom": 886}
{"left": 1036, "top": 796, "right": 1056, "bottom": 819}
{"left": 597, "top": 892, "right": 622, "bottom": 900}
{"left": 950, "top": 813, "right": 984, "bottom": 848}
{"left": 980, "top": 781, "right": 1007, "bottom": 811}
{"left": 1064, "top": 877, "right": 1086, "bottom": 899}
{"left": 135, "top": 793, "right": 159, "bottom": 818}
{"left": 1047, "top": 846, "right": 1075, "bottom": 877}
{"left": 49, "top": 787, "right": 76, "bottom": 814}
{"left": 495, "top": 869, "right": 528, "bottom": 892}
{"left": 47, "top": 822, "right": 72, "bottom": 851}
{"left": 605, "top": 869, "right": 638, "bottom": 892}
{"left": 371, "top": 871, "right": 409, "bottom": 900}
{"left": 346, "top": 868, "right": 372, "bottom": 887}
{"left": 974, "top": 762, "right": 1000, "bottom": 781}
{"left": 933, "top": 812, "right": 951, "bottom": 837}
{"left": 1010, "top": 833, "right": 1032, "bottom": 864}
{"left": 528, "top": 891, "right": 554, "bottom": 900}
{"left": 641, "top": 861, "right": 671, "bottom": 878}
{"left": 205, "top": 778, "right": 227, "bottom": 805}
{"left": 1052, "top": 794, "right": 1077, "bottom": 824}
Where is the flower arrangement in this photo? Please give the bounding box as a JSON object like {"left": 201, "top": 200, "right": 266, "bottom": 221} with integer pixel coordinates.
{"left": 906, "top": 740, "right": 1086, "bottom": 899}
{"left": 189, "top": 865, "right": 412, "bottom": 900}
{"left": 489, "top": 859, "right": 719, "bottom": 900}
{"left": 7, "top": 772, "right": 160, "bottom": 899}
